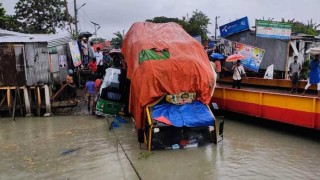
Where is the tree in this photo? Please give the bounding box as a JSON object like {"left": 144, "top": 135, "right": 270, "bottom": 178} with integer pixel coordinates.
{"left": 281, "top": 18, "right": 319, "bottom": 36}
{"left": 14, "top": 0, "right": 68, "bottom": 34}
{"left": 91, "top": 37, "right": 106, "bottom": 43}
{"left": 0, "top": 3, "right": 20, "bottom": 31}
{"left": 188, "top": 10, "right": 211, "bottom": 41}
{"left": 146, "top": 10, "right": 211, "bottom": 43}
{"left": 110, "top": 31, "right": 123, "bottom": 48}
{"left": 146, "top": 16, "right": 183, "bottom": 24}
{"left": 0, "top": 3, "right": 9, "bottom": 29}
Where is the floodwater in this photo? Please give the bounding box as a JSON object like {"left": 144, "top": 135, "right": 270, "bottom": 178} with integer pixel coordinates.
{"left": 0, "top": 115, "right": 319, "bottom": 180}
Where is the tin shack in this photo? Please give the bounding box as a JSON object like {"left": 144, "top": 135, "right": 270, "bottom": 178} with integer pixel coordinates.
{"left": 0, "top": 35, "right": 50, "bottom": 86}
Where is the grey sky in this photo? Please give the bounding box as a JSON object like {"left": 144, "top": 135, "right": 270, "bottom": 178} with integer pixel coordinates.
{"left": 2, "top": 0, "right": 320, "bottom": 39}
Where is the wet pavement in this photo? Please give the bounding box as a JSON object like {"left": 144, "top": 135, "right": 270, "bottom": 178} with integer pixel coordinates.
{"left": 1, "top": 114, "right": 320, "bottom": 180}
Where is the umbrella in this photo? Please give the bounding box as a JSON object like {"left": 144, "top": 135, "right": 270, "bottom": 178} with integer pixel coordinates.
{"left": 210, "top": 53, "right": 225, "bottom": 60}
{"left": 306, "top": 47, "right": 320, "bottom": 55}
{"left": 79, "top": 31, "right": 93, "bottom": 38}
{"left": 226, "top": 54, "right": 245, "bottom": 62}
{"left": 109, "top": 49, "right": 121, "bottom": 54}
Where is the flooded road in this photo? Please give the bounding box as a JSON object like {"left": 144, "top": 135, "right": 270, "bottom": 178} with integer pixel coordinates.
{"left": 0, "top": 115, "right": 319, "bottom": 180}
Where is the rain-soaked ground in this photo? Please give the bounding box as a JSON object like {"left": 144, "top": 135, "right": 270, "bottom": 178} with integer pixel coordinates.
{"left": 0, "top": 114, "right": 320, "bottom": 180}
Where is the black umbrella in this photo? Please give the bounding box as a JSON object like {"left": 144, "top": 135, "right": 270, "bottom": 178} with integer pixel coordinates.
{"left": 79, "top": 31, "right": 93, "bottom": 38}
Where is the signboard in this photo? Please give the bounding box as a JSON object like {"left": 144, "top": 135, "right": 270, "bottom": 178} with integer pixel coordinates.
{"left": 256, "top": 20, "right": 292, "bottom": 40}
{"left": 219, "top": 38, "right": 233, "bottom": 55}
{"left": 68, "top": 41, "right": 82, "bottom": 67}
{"left": 58, "top": 55, "right": 67, "bottom": 68}
{"left": 234, "top": 42, "right": 265, "bottom": 72}
{"left": 219, "top": 17, "right": 249, "bottom": 37}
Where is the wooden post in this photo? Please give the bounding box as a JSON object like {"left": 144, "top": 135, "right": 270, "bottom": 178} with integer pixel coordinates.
{"left": 44, "top": 85, "right": 52, "bottom": 117}
{"left": 23, "top": 87, "right": 32, "bottom": 116}
{"left": 12, "top": 87, "right": 17, "bottom": 121}
{"left": 7, "top": 87, "right": 12, "bottom": 116}
{"left": 17, "top": 86, "right": 23, "bottom": 116}
{"left": 36, "top": 86, "right": 41, "bottom": 116}
{"left": 284, "top": 40, "right": 291, "bottom": 79}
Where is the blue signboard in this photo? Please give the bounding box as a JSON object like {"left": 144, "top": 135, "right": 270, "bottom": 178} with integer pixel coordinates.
{"left": 219, "top": 17, "right": 250, "bottom": 37}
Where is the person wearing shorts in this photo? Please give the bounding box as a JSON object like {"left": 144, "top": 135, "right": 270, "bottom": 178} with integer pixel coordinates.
{"left": 85, "top": 77, "right": 96, "bottom": 114}
{"left": 289, "top": 56, "right": 301, "bottom": 93}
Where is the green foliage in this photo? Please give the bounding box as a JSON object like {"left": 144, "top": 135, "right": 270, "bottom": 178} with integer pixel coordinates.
{"left": 15, "top": 0, "right": 68, "bottom": 34}
{"left": 292, "top": 22, "right": 318, "bottom": 36}
{"left": 146, "top": 10, "right": 211, "bottom": 43}
{"left": 110, "top": 31, "right": 123, "bottom": 49}
{"left": 0, "top": 3, "right": 21, "bottom": 31}
{"left": 91, "top": 37, "right": 106, "bottom": 43}
{"left": 299, "top": 59, "right": 310, "bottom": 80}
{"left": 281, "top": 18, "right": 319, "bottom": 36}
{"left": 146, "top": 16, "right": 182, "bottom": 24}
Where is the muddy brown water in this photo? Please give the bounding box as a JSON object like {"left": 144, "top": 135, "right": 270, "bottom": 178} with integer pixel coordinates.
{"left": 0, "top": 116, "right": 319, "bottom": 180}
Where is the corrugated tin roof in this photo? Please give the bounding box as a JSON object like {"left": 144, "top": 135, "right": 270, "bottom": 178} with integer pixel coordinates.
{"left": 35, "top": 34, "right": 71, "bottom": 47}
{"left": 0, "top": 33, "right": 71, "bottom": 46}
{"left": 0, "top": 29, "right": 27, "bottom": 37}
{"left": 0, "top": 35, "right": 48, "bottom": 43}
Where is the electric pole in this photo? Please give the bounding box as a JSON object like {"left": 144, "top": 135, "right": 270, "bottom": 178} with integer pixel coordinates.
{"left": 91, "top": 21, "right": 101, "bottom": 39}
{"left": 215, "top": 16, "right": 220, "bottom": 40}
{"left": 64, "top": 0, "right": 72, "bottom": 32}
{"left": 74, "top": 0, "right": 78, "bottom": 36}
{"left": 73, "top": 0, "right": 86, "bottom": 37}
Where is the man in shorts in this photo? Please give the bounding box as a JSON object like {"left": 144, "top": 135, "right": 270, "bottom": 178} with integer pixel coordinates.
{"left": 84, "top": 77, "right": 96, "bottom": 115}
{"left": 289, "top": 56, "right": 301, "bottom": 93}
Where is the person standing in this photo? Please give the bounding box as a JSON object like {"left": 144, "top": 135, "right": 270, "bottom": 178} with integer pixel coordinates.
{"left": 289, "top": 56, "right": 302, "bottom": 93}
{"left": 88, "top": 58, "right": 97, "bottom": 74}
{"left": 85, "top": 77, "right": 96, "bottom": 115}
{"left": 89, "top": 41, "right": 95, "bottom": 60}
{"left": 95, "top": 47, "right": 104, "bottom": 76}
{"left": 66, "top": 69, "right": 76, "bottom": 103}
{"left": 103, "top": 51, "right": 112, "bottom": 69}
{"left": 302, "top": 55, "right": 320, "bottom": 97}
{"left": 232, "top": 60, "right": 248, "bottom": 89}
{"left": 81, "top": 39, "right": 89, "bottom": 67}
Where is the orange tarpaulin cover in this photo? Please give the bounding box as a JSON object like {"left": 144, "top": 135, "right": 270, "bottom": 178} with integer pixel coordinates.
{"left": 122, "top": 22, "right": 215, "bottom": 129}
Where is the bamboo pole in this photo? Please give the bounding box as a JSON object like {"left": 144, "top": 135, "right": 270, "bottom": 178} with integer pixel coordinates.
{"left": 36, "top": 86, "right": 41, "bottom": 116}
{"left": 23, "top": 87, "right": 32, "bottom": 116}
{"left": 12, "top": 87, "right": 18, "bottom": 121}
{"left": 7, "top": 87, "right": 12, "bottom": 116}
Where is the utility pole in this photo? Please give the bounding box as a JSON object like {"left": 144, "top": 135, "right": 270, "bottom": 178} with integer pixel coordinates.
{"left": 64, "top": 0, "right": 72, "bottom": 32}
{"left": 91, "top": 21, "right": 101, "bottom": 39}
{"left": 73, "top": 0, "right": 86, "bottom": 37}
{"left": 74, "top": 0, "right": 78, "bottom": 36}
{"left": 215, "top": 16, "right": 220, "bottom": 40}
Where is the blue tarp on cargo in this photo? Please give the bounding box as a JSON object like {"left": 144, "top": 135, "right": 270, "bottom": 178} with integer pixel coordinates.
{"left": 151, "top": 100, "right": 214, "bottom": 127}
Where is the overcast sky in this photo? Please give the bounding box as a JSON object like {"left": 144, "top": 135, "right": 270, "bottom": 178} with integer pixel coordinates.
{"left": 2, "top": 0, "right": 320, "bottom": 39}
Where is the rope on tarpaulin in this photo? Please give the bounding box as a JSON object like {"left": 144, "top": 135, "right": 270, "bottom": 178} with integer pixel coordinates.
{"left": 105, "top": 115, "right": 142, "bottom": 180}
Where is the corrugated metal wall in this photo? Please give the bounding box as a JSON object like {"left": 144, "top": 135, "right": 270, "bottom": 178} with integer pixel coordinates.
{"left": 24, "top": 43, "right": 50, "bottom": 86}
{"left": 50, "top": 45, "right": 69, "bottom": 84}
{"left": 0, "top": 44, "right": 27, "bottom": 86}
{"left": 227, "top": 31, "right": 289, "bottom": 71}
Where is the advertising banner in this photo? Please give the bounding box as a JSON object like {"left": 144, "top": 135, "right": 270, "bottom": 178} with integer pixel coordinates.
{"left": 219, "top": 17, "right": 249, "bottom": 37}
{"left": 220, "top": 38, "right": 233, "bottom": 55}
{"left": 256, "top": 20, "right": 292, "bottom": 40}
{"left": 234, "top": 42, "right": 265, "bottom": 72}
{"left": 68, "top": 41, "right": 82, "bottom": 67}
